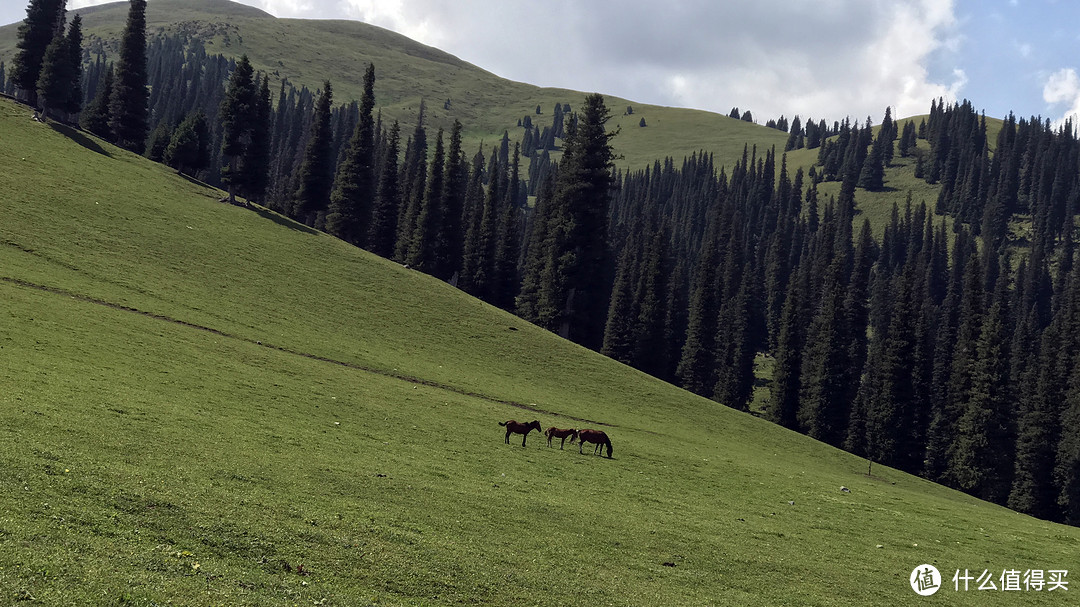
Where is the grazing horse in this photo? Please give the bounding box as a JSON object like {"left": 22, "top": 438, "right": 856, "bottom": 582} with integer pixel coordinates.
{"left": 578, "top": 428, "right": 613, "bottom": 458}
{"left": 545, "top": 427, "right": 578, "bottom": 449}
{"left": 499, "top": 420, "right": 542, "bottom": 447}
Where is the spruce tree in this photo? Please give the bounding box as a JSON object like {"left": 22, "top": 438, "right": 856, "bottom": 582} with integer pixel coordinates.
{"left": 62, "top": 12, "right": 81, "bottom": 115}
{"left": 797, "top": 259, "right": 851, "bottom": 446}
{"left": 394, "top": 105, "right": 428, "bottom": 261}
{"left": 602, "top": 230, "right": 641, "bottom": 364}
{"left": 633, "top": 222, "right": 672, "bottom": 377}
{"left": 244, "top": 74, "right": 273, "bottom": 204}
{"left": 327, "top": 63, "right": 376, "bottom": 245}
{"left": 435, "top": 120, "right": 467, "bottom": 280}
{"left": 35, "top": 17, "right": 72, "bottom": 121}
{"left": 109, "top": 0, "right": 149, "bottom": 152}
{"left": 164, "top": 110, "right": 209, "bottom": 177}
{"left": 535, "top": 93, "right": 617, "bottom": 348}
{"left": 219, "top": 55, "right": 256, "bottom": 203}
{"left": 460, "top": 156, "right": 500, "bottom": 298}
{"left": 1009, "top": 326, "right": 1065, "bottom": 519}
{"left": 713, "top": 268, "right": 756, "bottom": 411}
{"left": 368, "top": 120, "right": 401, "bottom": 257}
{"left": 145, "top": 120, "right": 171, "bottom": 161}
{"left": 768, "top": 264, "right": 805, "bottom": 429}
{"left": 10, "top": 0, "right": 64, "bottom": 106}
{"left": 676, "top": 235, "right": 719, "bottom": 396}
{"left": 293, "top": 81, "right": 335, "bottom": 226}
{"left": 947, "top": 276, "right": 1013, "bottom": 503}
{"left": 81, "top": 64, "right": 112, "bottom": 138}
{"left": 516, "top": 171, "right": 555, "bottom": 321}
{"left": 857, "top": 134, "right": 885, "bottom": 191}
{"left": 1056, "top": 362, "right": 1080, "bottom": 524}
{"left": 406, "top": 127, "right": 445, "bottom": 272}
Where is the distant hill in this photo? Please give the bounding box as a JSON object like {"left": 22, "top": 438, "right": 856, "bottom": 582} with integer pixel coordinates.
{"left": 0, "top": 0, "right": 791, "bottom": 172}
{"left": 0, "top": 0, "right": 968, "bottom": 228}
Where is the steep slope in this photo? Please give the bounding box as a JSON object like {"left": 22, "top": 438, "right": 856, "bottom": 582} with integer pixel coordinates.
{"left": 1, "top": 97, "right": 1077, "bottom": 604}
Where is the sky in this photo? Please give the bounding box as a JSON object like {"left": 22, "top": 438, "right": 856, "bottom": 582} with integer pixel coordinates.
{"left": 5, "top": 0, "right": 1080, "bottom": 127}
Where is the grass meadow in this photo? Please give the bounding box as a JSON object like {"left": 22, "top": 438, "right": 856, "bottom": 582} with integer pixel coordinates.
{"left": 0, "top": 92, "right": 1076, "bottom": 606}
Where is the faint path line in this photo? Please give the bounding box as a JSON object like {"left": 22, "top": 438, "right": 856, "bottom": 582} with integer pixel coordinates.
{"left": 1, "top": 275, "right": 617, "bottom": 429}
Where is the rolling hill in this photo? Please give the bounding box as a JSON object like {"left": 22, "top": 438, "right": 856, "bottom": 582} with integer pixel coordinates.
{"left": 1, "top": 85, "right": 1078, "bottom": 607}
{"left": 0, "top": 0, "right": 796, "bottom": 177}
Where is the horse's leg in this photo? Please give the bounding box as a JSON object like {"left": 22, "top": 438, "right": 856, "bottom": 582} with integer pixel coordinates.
{"left": 522, "top": 432, "right": 528, "bottom": 447}
{"left": 505, "top": 429, "right": 511, "bottom": 444}
{"left": 560, "top": 436, "right": 565, "bottom": 450}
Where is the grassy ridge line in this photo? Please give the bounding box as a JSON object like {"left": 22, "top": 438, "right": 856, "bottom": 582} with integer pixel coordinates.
{"left": 0, "top": 273, "right": 617, "bottom": 429}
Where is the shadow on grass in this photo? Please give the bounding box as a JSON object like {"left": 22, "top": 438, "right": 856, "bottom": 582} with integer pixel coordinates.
{"left": 176, "top": 171, "right": 214, "bottom": 190}
{"left": 49, "top": 122, "right": 111, "bottom": 158}
{"left": 252, "top": 206, "right": 320, "bottom": 236}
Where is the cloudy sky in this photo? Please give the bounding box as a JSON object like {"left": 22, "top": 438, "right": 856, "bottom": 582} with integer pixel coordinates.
{"left": 5, "top": 0, "right": 1080, "bottom": 126}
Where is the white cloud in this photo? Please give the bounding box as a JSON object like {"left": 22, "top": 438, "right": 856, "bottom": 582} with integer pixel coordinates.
{"left": 1044, "top": 68, "right": 1080, "bottom": 129}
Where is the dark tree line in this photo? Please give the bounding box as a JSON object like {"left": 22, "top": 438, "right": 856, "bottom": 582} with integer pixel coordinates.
{"left": 593, "top": 101, "right": 1080, "bottom": 526}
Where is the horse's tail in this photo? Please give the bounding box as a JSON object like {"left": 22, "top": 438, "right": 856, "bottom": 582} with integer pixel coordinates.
{"left": 498, "top": 421, "right": 507, "bottom": 427}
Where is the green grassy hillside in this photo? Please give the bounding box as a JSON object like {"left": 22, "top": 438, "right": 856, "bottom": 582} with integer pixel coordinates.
{"left": 2, "top": 94, "right": 1078, "bottom": 606}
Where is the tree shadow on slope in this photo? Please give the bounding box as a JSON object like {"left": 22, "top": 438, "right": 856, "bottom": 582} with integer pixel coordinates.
{"left": 48, "top": 122, "right": 112, "bottom": 158}
{"left": 251, "top": 206, "right": 320, "bottom": 236}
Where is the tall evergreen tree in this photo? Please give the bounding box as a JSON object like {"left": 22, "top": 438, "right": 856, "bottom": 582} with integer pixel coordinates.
{"left": 602, "top": 229, "right": 641, "bottom": 363}
{"left": 395, "top": 104, "right": 428, "bottom": 261}
{"left": 492, "top": 144, "right": 524, "bottom": 309}
{"left": 460, "top": 155, "right": 500, "bottom": 298}
{"left": 327, "top": 63, "right": 377, "bottom": 245}
{"left": 219, "top": 55, "right": 256, "bottom": 203}
{"left": 534, "top": 93, "right": 618, "bottom": 348}
{"left": 713, "top": 268, "right": 756, "bottom": 411}
{"left": 244, "top": 74, "right": 273, "bottom": 203}
{"left": 516, "top": 171, "right": 556, "bottom": 321}
{"left": 34, "top": 12, "right": 72, "bottom": 121}
{"left": 368, "top": 120, "right": 401, "bottom": 257}
{"left": 435, "top": 120, "right": 467, "bottom": 280}
{"left": 947, "top": 272, "right": 1013, "bottom": 503}
{"left": 109, "top": 0, "right": 149, "bottom": 152}
{"left": 293, "top": 81, "right": 335, "bottom": 226}
{"left": 62, "top": 12, "right": 81, "bottom": 115}
{"left": 768, "top": 263, "right": 806, "bottom": 429}
{"left": 798, "top": 258, "right": 851, "bottom": 446}
{"left": 676, "top": 234, "right": 720, "bottom": 396}
{"left": 10, "top": 0, "right": 64, "bottom": 106}
{"left": 80, "top": 63, "right": 112, "bottom": 138}
{"left": 406, "top": 127, "right": 445, "bottom": 272}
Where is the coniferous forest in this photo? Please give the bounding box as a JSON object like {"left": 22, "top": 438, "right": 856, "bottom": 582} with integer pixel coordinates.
{"left": 8, "top": 0, "right": 1080, "bottom": 527}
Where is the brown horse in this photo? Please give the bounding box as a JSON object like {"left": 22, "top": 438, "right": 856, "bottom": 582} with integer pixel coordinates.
{"left": 499, "top": 420, "right": 542, "bottom": 447}
{"left": 578, "top": 429, "right": 613, "bottom": 458}
{"left": 545, "top": 427, "right": 578, "bottom": 449}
